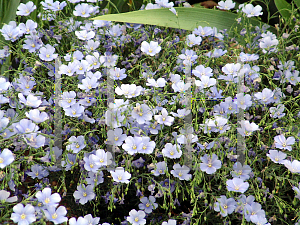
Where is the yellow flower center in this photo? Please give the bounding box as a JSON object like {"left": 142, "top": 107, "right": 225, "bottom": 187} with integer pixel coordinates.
{"left": 100, "top": 159, "right": 104, "bottom": 163}
{"left": 139, "top": 113, "right": 143, "bottom": 116}
{"left": 282, "top": 143, "right": 286, "bottom": 147}
{"left": 31, "top": 44, "right": 35, "bottom": 48}
{"left": 45, "top": 198, "right": 50, "bottom": 204}
{"left": 132, "top": 145, "right": 137, "bottom": 150}
{"left": 79, "top": 66, "right": 83, "bottom": 70}
{"left": 143, "top": 145, "right": 147, "bottom": 150}
{"left": 179, "top": 172, "right": 182, "bottom": 177}
{"left": 2, "top": 132, "right": 7, "bottom": 137}
{"left": 83, "top": 192, "right": 87, "bottom": 197}
{"left": 135, "top": 217, "right": 139, "bottom": 222}
{"left": 46, "top": 54, "right": 50, "bottom": 58}
{"left": 0, "top": 158, "right": 3, "bottom": 164}
{"left": 159, "top": 170, "right": 163, "bottom": 173}
{"left": 208, "top": 163, "right": 212, "bottom": 167}
{"left": 223, "top": 204, "right": 227, "bottom": 209}
{"left": 52, "top": 213, "right": 58, "bottom": 219}
{"left": 35, "top": 172, "right": 39, "bottom": 176}
{"left": 275, "top": 157, "right": 279, "bottom": 161}
{"left": 162, "top": 118, "right": 166, "bottom": 121}
{"left": 90, "top": 163, "right": 94, "bottom": 168}
{"left": 68, "top": 99, "right": 72, "bottom": 103}
{"left": 76, "top": 144, "right": 80, "bottom": 148}
{"left": 82, "top": 11, "right": 86, "bottom": 15}
{"left": 72, "top": 111, "right": 76, "bottom": 115}
{"left": 114, "top": 137, "right": 119, "bottom": 141}
{"left": 235, "top": 186, "right": 240, "bottom": 190}
{"left": 118, "top": 175, "right": 122, "bottom": 180}
{"left": 146, "top": 203, "right": 150, "bottom": 207}
{"left": 149, "top": 49, "right": 153, "bottom": 53}
{"left": 21, "top": 214, "right": 26, "bottom": 219}
{"left": 238, "top": 170, "right": 243, "bottom": 175}
{"left": 93, "top": 62, "right": 97, "bottom": 65}
{"left": 170, "top": 151, "right": 174, "bottom": 155}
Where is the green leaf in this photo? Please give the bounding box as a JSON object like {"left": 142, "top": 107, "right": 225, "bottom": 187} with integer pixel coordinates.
{"left": 91, "top": 7, "right": 275, "bottom": 36}
{"left": 293, "top": 0, "right": 300, "bottom": 9}
{"left": 274, "top": 0, "right": 293, "bottom": 21}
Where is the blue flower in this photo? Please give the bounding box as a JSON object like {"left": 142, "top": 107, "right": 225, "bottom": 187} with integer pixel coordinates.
{"left": 10, "top": 203, "right": 36, "bottom": 225}
{"left": 193, "top": 26, "right": 213, "bottom": 37}
{"left": 274, "top": 134, "right": 295, "bottom": 151}
{"left": 230, "top": 162, "right": 252, "bottom": 181}
{"left": 25, "top": 109, "right": 49, "bottom": 123}
{"left": 266, "top": 150, "right": 286, "bottom": 164}
{"left": 151, "top": 161, "right": 168, "bottom": 176}
{"left": 16, "top": 1, "right": 36, "bottom": 16}
{"left": 141, "top": 41, "right": 161, "bottom": 56}
{"left": 226, "top": 178, "right": 249, "bottom": 193}
{"left": 162, "top": 143, "right": 182, "bottom": 159}
{"left": 66, "top": 135, "right": 86, "bottom": 153}
{"left": 73, "top": 3, "right": 95, "bottom": 17}
{"left": 26, "top": 164, "right": 49, "bottom": 179}
{"left": 138, "top": 196, "right": 158, "bottom": 213}
{"left": 73, "top": 184, "right": 96, "bottom": 205}
{"left": 126, "top": 209, "right": 146, "bottom": 225}
{"left": 64, "top": 103, "right": 84, "bottom": 118}
{"left": 132, "top": 157, "right": 145, "bottom": 168}
{"left": 36, "top": 187, "right": 61, "bottom": 208}
{"left": 69, "top": 217, "right": 89, "bottom": 225}
{"left": 43, "top": 205, "right": 68, "bottom": 224}
{"left": 214, "top": 195, "right": 237, "bottom": 217}
{"left": 18, "top": 93, "right": 42, "bottom": 108}
{"left": 0, "top": 148, "right": 14, "bottom": 169}
{"left": 110, "top": 167, "right": 131, "bottom": 183}
{"left": 217, "top": 0, "right": 235, "bottom": 10}
{"left": 0, "top": 24, "right": 21, "bottom": 42}
{"left": 200, "top": 153, "right": 222, "bottom": 174}
{"left": 241, "top": 4, "right": 263, "bottom": 17}
{"left": 170, "top": 164, "right": 192, "bottom": 181}
{"left": 38, "top": 44, "right": 58, "bottom": 61}
{"left": 244, "top": 202, "right": 266, "bottom": 222}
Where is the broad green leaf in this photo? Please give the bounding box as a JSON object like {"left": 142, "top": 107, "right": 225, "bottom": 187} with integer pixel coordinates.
{"left": 274, "top": 0, "right": 292, "bottom": 21}
{"left": 91, "top": 7, "right": 275, "bottom": 35}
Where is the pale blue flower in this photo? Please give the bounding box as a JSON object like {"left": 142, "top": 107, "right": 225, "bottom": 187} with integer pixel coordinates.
{"left": 110, "top": 167, "right": 131, "bottom": 183}
{"left": 64, "top": 103, "right": 84, "bottom": 117}
{"left": 152, "top": 161, "right": 168, "bottom": 176}
{"left": 69, "top": 217, "right": 89, "bottom": 225}
{"left": 16, "top": 1, "right": 36, "bottom": 16}
{"left": 283, "top": 160, "right": 300, "bottom": 173}
{"left": 126, "top": 209, "right": 146, "bottom": 225}
{"left": 66, "top": 135, "right": 86, "bottom": 153}
{"left": 10, "top": 203, "right": 36, "bottom": 225}
{"left": 138, "top": 196, "right": 158, "bottom": 213}
{"left": 18, "top": 93, "right": 42, "bottom": 108}
{"left": 25, "top": 109, "right": 49, "bottom": 123}
{"left": 274, "top": 134, "right": 295, "bottom": 151}
{"left": 43, "top": 205, "right": 68, "bottom": 224}
{"left": 0, "top": 148, "right": 14, "bottom": 169}
{"left": 162, "top": 143, "right": 182, "bottom": 159}
{"left": 241, "top": 4, "right": 263, "bottom": 17}
{"left": 154, "top": 108, "right": 174, "bottom": 126}
{"left": 39, "top": 44, "right": 58, "bottom": 61}
{"left": 36, "top": 187, "right": 61, "bottom": 208}
{"left": 244, "top": 202, "right": 266, "bottom": 222}
{"left": 73, "top": 184, "right": 96, "bottom": 204}
{"left": 141, "top": 41, "right": 161, "bottom": 56}
{"left": 217, "top": 0, "right": 235, "bottom": 10}
{"left": 200, "top": 154, "right": 222, "bottom": 174}
{"left": 170, "top": 164, "right": 192, "bottom": 181}
{"left": 214, "top": 195, "right": 237, "bottom": 217}
{"left": 266, "top": 150, "right": 286, "bottom": 164}
{"left": 231, "top": 162, "right": 252, "bottom": 181}
{"left": 162, "top": 219, "right": 177, "bottom": 225}
{"left": 26, "top": 164, "right": 49, "bottom": 179}
{"left": 73, "top": 3, "right": 95, "bottom": 17}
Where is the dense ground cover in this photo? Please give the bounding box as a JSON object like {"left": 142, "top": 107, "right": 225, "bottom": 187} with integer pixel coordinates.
{"left": 0, "top": 0, "right": 300, "bottom": 224}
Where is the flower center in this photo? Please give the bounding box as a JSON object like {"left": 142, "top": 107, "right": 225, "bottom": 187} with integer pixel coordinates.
{"left": 45, "top": 197, "right": 50, "bottom": 204}
{"left": 275, "top": 157, "right": 279, "bottom": 161}
{"left": 223, "top": 204, "right": 227, "bottom": 209}
{"left": 118, "top": 175, "right": 122, "bottom": 180}
{"left": 83, "top": 192, "right": 87, "bottom": 197}
{"left": 208, "top": 163, "right": 212, "bottom": 167}
{"left": 159, "top": 170, "right": 163, "bottom": 173}
{"left": 179, "top": 172, "right": 182, "bottom": 177}
{"left": 46, "top": 54, "right": 50, "bottom": 58}
{"left": 52, "top": 213, "right": 57, "bottom": 219}
{"left": 135, "top": 217, "right": 139, "bottom": 222}
{"left": 72, "top": 110, "right": 76, "bottom": 115}
{"left": 114, "top": 137, "right": 119, "bottom": 141}
{"left": 162, "top": 117, "right": 166, "bottom": 121}
{"left": 0, "top": 158, "right": 3, "bottom": 164}
{"left": 90, "top": 163, "right": 94, "bottom": 168}
{"left": 146, "top": 203, "right": 150, "bottom": 207}
{"left": 76, "top": 144, "right": 80, "bottom": 148}
{"left": 170, "top": 151, "right": 174, "bottom": 156}
{"left": 100, "top": 159, "right": 104, "bottom": 163}
{"left": 21, "top": 213, "right": 26, "bottom": 219}
{"left": 143, "top": 145, "right": 147, "bottom": 150}
{"left": 235, "top": 186, "right": 240, "bottom": 190}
